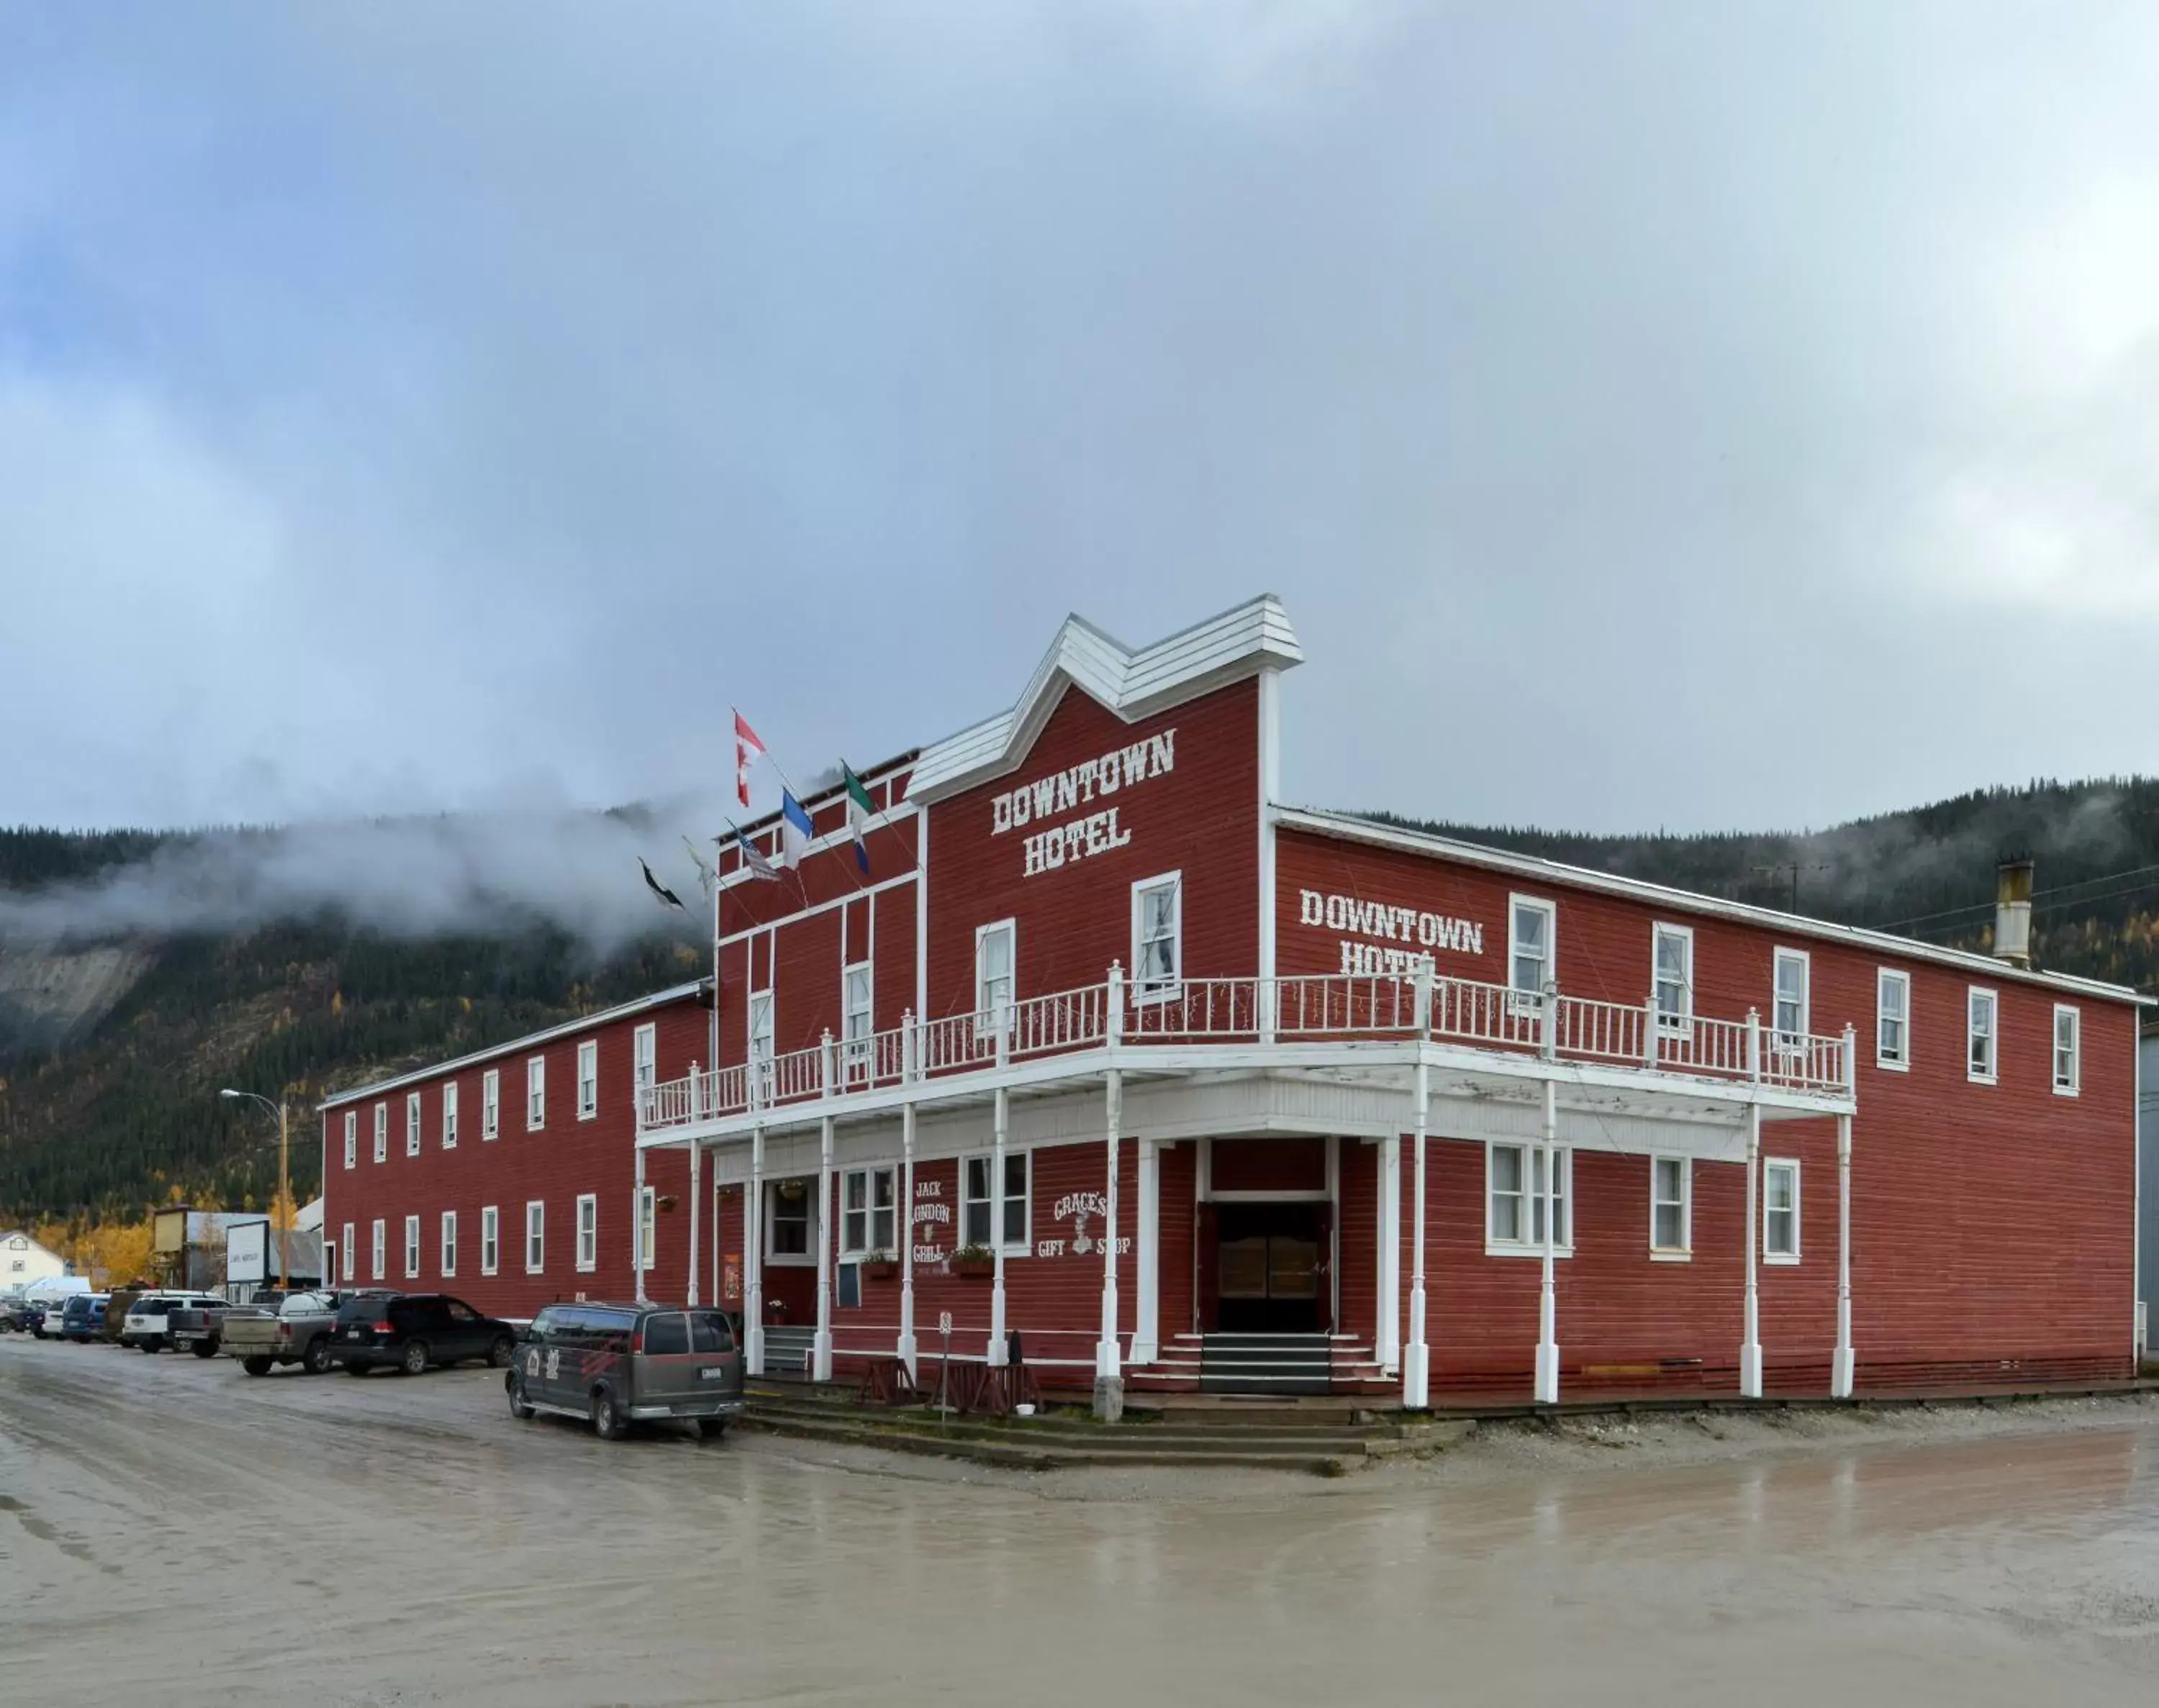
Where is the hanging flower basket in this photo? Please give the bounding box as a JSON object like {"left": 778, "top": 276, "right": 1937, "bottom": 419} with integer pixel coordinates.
{"left": 951, "top": 1245, "right": 995, "bottom": 1278}
{"left": 860, "top": 1251, "right": 900, "bottom": 1281}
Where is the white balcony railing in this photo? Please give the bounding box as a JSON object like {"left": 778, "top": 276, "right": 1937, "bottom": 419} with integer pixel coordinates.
{"left": 635, "top": 966, "right": 1855, "bottom": 1134}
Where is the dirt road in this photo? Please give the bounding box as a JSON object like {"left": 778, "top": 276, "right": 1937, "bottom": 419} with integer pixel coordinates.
{"left": 2, "top": 1335, "right": 2155, "bottom": 1706}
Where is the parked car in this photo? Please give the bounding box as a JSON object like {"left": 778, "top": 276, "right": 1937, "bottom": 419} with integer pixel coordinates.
{"left": 507, "top": 1302, "right": 743, "bottom": 1441}
{"left": 58, "top": 1294, "right": 111, "bottom": 1342}
{"left": 119, "top": 1292, "right": 225, "bottom": 1353}
{"left": 21, "top": 1299, "right": 54, "bottom": 1338}
{"left": 222, "top": 1290, "right": 370, "bottom": 1376}
{"left": 167, "top": 1291, "right": 289, "bottom": 1358}
{"left": 0, "top": 1294, "right": 32, "bottom": 1332}
{"left": 327, "top": 1294, "right": 516, "bottom": 1376}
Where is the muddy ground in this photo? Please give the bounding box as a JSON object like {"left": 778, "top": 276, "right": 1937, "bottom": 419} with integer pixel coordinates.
{"left": 2, "top": 1335, "right": 2154, "bottom": 1706}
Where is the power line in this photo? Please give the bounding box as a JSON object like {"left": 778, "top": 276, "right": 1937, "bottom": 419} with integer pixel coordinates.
{"left": 1871, "top": 860, "right": 2159, "bottom": 935}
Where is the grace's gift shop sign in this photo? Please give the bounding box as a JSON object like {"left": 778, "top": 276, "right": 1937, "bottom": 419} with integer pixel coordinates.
{"left": 1035, "top": 1190, "right": 1131, "bottom": 1260}
{"left": 1299, "top": 888, "right": 1485, "bottom": 976}
{"left": 990, "top": 730, "right": 1177, "bottom": 878}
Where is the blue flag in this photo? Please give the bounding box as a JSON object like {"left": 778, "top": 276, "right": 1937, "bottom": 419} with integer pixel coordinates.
{"left": 780, "top": 791, "right": 814, "bottom": 869}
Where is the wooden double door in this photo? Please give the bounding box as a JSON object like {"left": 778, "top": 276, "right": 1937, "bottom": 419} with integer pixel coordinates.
{"left": 1199, "top": 1200, "right": 1332, "bottom": 1333}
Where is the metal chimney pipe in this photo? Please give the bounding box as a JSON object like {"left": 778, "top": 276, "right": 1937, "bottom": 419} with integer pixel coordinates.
{"left": 1993, "top": 857, "right": 2033, "bottom": 968}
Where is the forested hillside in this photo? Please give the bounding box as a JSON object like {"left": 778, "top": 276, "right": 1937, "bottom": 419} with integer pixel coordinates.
{"left": 5, "top": 777, "right": 2158, "bottom": 1225}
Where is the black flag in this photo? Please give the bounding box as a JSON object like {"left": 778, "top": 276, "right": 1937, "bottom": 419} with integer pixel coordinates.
{"left": 639, "top": 858, "right": 685, "bottom": 910}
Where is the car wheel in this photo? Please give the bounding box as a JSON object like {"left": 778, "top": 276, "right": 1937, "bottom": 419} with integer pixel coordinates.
{"left": 400, "top": 1340, "right": 430, "bottom": 1376}
{"left": 508, "top": 1374, "right": 536, "bottom": 1421}
{"left": 590, "top": 1386, "right": 627, "bottom": 1441}
{"left": 486, "top": 1333, "right": 515, "bottom": 1369}
{"left": 191, "top": 1340, "right": 219, "bottom": 1359}
{"left": 302, "top": 1337, "right": 332, "bottom": 1376}
{"left": 242, "top": 1357, "right": 273, "bottom": 1377}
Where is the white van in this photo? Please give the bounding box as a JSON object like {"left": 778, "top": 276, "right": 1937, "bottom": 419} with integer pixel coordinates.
{"left": 121, "top": 1292, "right": 224, "bottom": 1353}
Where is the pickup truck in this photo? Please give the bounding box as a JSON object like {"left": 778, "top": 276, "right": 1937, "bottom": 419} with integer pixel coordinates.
{"left": 222, "top": 1290, "right": 379, "bottom": 1376}
{"left": 168, "top": 1292, "right": 286, "bottom": 1358}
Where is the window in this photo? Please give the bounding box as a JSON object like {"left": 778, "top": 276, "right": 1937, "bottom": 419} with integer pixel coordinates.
{"left": 1651, "top": 1156, "right": 1690, "bottom": 1256}
{"left": 2052, "top": 1004, "right": 2080, "bottom": 1095}
{"left": 1773, "top": 948, "right": 1810, "bottom": 1045}
{"left": 442, "top": 1081, "right": 458, "bottom": 1148}
{"left": 633, "top": 1022, "right": 658, "bottom": 1091}
{"left": 1763, "top": 1160, "right": 1801, "bottom": 1261}
{"left": 373, "top": 1103, "right": 387, "bottom": 1164}
{"left": 1486, "top": 1143, "right": 1571, "bottom": 1253}
{"left": 841, "top": 1166, "right": 898, "bottom": 1257}
{"left": 482, "top": 1068, "right": 499, "bottom": 1140}
{"left": 343, "top": 1111, "right": 356, "bottom": 1170}
{"left": 340, "top": 1222, "right": 354, "bottom": 1282}
{"left": 1508, "top": 896, "right": 1555, "bottom": 1001}
{"left": 527, "top": 1055, "right": 546, "bottom": 1130}
{"left": 481, "top": 1206, "right": 499, "bottom": 1276}
{"left": 961, "top": 1150, "right": 1031, "bottom": 1253}
{"left": 525, "top": 1201, "right": 546, "bottom": 1273}
{"left": 638, "top": 1186, "right": 656, "bottom": 1273}
{"left": 1876, "top": 969, "right": 1910, "bottom": 1070}
{"left": 576, "top": 1194, "right": 597, "bottom": 1271}
{"left": 768, "top": 1179, "right": 813, "bottom": 1259}
{"left": 405, "top": 1092, "right": 421, "bottom": 1157}
{"left": 404, "top": 1214, "right": 420, "bottom": 1278}
{"left": 975, "top": 920, "right": 1015, "bottom": 1037}
{"left": 371, "top": 1219, "right": 385, "bottom": 1281}
{"left": 1968, "top": 986, "right": 1998, "bottom": 1083}
{"left": 644, "top": 1312, "right": 689, "bottom": 1357}
{"left": 1132, "top": 873, "right": 1182, "bottom": 1001}
{"left": 440, "top": 1211, "right": 457, "bottom": 1278}
{"left": 748, "top": 991, "right": 774, "bottom": 1096}
{"left": 576, "top": 1039, "right": 598, "bottom": 1120}
{"left": 1652, "top": 924, "right": 1693, "bottom": 1030}
{"left": 843, "top": 963, "right": 873, "bottom": 1081}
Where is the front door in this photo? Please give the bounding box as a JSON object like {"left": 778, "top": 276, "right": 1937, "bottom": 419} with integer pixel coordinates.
{"left": 1210, "top": 1203, "right": 1326, "bottom": 1332}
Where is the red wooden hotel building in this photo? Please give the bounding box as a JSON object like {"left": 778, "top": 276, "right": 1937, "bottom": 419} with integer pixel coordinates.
{"left": 320, "top": 596, "right": 2144, "bottom": 1407}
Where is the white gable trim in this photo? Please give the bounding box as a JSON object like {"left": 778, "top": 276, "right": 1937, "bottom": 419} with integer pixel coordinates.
{"left": 908, "top": 594, "right": 1303, "bottom": 803}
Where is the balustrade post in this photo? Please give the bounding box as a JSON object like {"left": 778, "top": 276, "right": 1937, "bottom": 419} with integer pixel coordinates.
{"left": 1108, "top": 962, "right": 1126, "bottom": 1047}
{"left": 1413, "top": 960, "right": 1433, "bottom": 1037}
{"left": 902, "top": 1009, "right": 918, "bottom": 1084}
{"left": 689, "top": 1059, "right": 701, "bottom": 1121}
{"left": 1643, "top": 996, "right": 1660, "bottom": 1070}
{"left": 1540, "top": 979, "right": 1559, "bottom": 1062}
{"left": 1747, "top": 1008, "right": 1762, "bottom": 1082}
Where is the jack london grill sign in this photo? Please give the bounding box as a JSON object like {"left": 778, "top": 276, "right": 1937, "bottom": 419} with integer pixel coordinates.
{"left": 990, "top": 728, "right": 1177, "bottom": 878}
{"left": 1298, "top": 887, "right": 1485, "bottom": 976}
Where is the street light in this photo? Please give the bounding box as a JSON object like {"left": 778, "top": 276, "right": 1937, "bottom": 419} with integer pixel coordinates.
{"left": 221, "top": 1088, "right": 291, "bottom": 1291}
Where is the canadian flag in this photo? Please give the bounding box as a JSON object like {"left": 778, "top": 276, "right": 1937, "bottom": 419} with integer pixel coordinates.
{"left": 733, "top": 710, "right": 767, "bottom": 809}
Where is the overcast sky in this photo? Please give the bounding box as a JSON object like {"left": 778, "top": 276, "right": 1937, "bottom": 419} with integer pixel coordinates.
{"left": 5, "top": 2, "right": 2158, "bottom": 840}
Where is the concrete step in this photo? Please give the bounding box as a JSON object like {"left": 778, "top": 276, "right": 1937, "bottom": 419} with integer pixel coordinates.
{"left": 738, "top": 1411, "right": 1374, "bottom": 1474}
{"left": 746, "top": 1400, "right": 1385, "bottom": 1452}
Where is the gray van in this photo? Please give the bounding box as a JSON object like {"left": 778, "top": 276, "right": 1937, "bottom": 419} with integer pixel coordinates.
{"left": 507, "top": 1302, "right": 743, "bottom": 1441}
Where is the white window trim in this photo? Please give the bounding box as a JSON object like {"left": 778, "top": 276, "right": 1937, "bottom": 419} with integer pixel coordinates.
{"left": 1649, "top": 1153, "right": 1692, "bottom": 1260}
{"left": 638, "top": 1185, "right": 657, "bottom": 1274}
{"left": 442, "top": 1081, "right": 458, "bottom": 1149}
{"left": 841, "top": 961, "right": 874, "bottom": 1081}
{"left": 480, "top": 1205, "right": 499, "bottom": 1276}
{"left": 1967, "top": 985, "right": 1999, "bottom": 1085}
{"left": 958, "top": 1148, "right": 1033, "bottom": 1256}
{"left": 403, "top": 1214, "right": 420, "bottom": 1280}
{"left": 1875, "top": 968, "right": 1911, "bottom": 1072}
{"left": 1506, "top": 894, "right": 1557, "bottom": 1001}
{"left": 1651, "top": 922, "right": 1693, "bottom": 1033}
{"left": 370, "top": 1219, "right": 385, "bottom": 1281}
{"left": 340, "top": 1222, "right": 355, "bottom": 1282}
{"left": 525, "top": 1200, "right": 546, "bottom": 1274}
{"left": 1129, "top": 871, "right": 1184, "bottom": 1005}
{"left": 575, "top": 1193, "right": 598, "bottom": 1273}
{"left": 2052, "top": 1003, "right": 2081, "bottom": 1096}
{"left": 374, "top": 1103, "right": 387, "bottom": 1164}
{"left": 974, "top": 918, "right": 1017, "bottom": 1040}
{"left": 1484, "top": 1140, "right": 1573, "bottom": 1258}
{"left": 633, "top": 1022, "right": 658, "bottom": 1091}
{"left": 343, "top": 1111, "right": 356, "bottom": 1170}
{"left": 440, "top": 1210, "right": 458, "bottom": 1278}
{"left": 482, "top": 1068, "right": 500, "bottom": 1140}
{"left": 1772, "top": 946, "right": 1811, "bottom": 1045}
{"left": 576, "top": 1038, "right": 599, "bottom": 1121}
{"left": 1762, "top": 1158, "right": 1802, "bottom": 1264}
{"left": 527, "top": 1055, "right": 546, "bottom": 1130}
{"left": 405, "top": 1091, "right": 422, "bottom": 1158}
{"left": 763, "top": 1178, "right": 820, "bottom": 1268}
{"left": 838, "top": 1164, "right": 900, "bottom": 1260}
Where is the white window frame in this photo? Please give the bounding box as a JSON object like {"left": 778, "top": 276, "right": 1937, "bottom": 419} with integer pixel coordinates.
{"left": 340, "top": 1222, "right": 355, "bottom": 1282}
{"left": 1772, "top": 948, "right": 1811, "bottom": 1048}
{"left": 974, "top": 919, "right": 1016, "bottom": 1040}
{"left": 343, "top": 1110, "right": 356, "bottom": 1170}
{"left": 638, "top": 1185, "right": 656, "bottom": 1273}
{"left": 373, "top": 1103, "right": 387, "bottom": 1165}
{"left": 405, "top": 1091, "right": 421, "bottom": 1158}
{"left": 2052, "top": 1003, "right": 2080, "bottom": 1096}
{"left": 959, "top": 1148, "right": 1033, "bottom": 1255}
{"left": 748, "top": 989, "right": 774, "bottom": 1096}
{"left": 525, "top": 1200, "right": 545, "bottom": 1274}
{"left": 370, "top": 1219, "right": 385, "bottom": 1281}
{"left": 576, "top": 1038, "right": 598, "bottom": 1121}
{"left": 633, "top": 1022, "right": 658, "bottom": 1091}
{"left": 403, "top": 1214, "right": 420, "bottom": 1279}
{"left": 1762, "top": 1159, "right": 1801, "bottom": 1263}
{"left": 1485, "top": 1140, "right": 1572, "bottom": 1257}
{"left": 1967, "top": 986, "right": 1998, "bottom": 1084}
{"left": 527, "top": 1055, "right": 546, "bottom": 1130}
{"left": 842, "top": 961, "right": 874, "bottom": 1082}
{"left": 840, "top": 1165, "right": 899, "bottom": 1259}
{"left": 575, "top": 1194, "right": 597, "bottom": 1272}
{"left": 1507, "top": 894, "right": 1556, "bottom": 1003}
{"left": 1875, "top": 968, "right": 1911, "bottom": 1071}
{"left": 480, "top": 1205, "right": 499, "bottom": 1276}
{"left": 1130, "top": 871, "right": 1184, "bottom": 1004}
{"left": 482, "top": 1068, "right": 499, "bottom": 1140}
{"left": 1651, "top": 922, "right": 1693, "bottom": 1032}
{"left": 1650, "top": 1155, "right": 1691, "bottom": 1259}
{"left": 763, "top": 1179, "right": 819, "bottom": 1267}
{"left": 440, "top": 1210, "right": 457, "bottom": 1278}
{"left": 442, "top": 1081, "right": 458, "bottom": 1149}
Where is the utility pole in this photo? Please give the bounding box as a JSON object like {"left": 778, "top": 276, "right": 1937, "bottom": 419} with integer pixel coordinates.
{"left": 221, "top": 1086, "right": 294, "bottom": 1291}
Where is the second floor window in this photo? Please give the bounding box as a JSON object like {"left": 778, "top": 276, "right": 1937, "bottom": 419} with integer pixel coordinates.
{"left": 577, "top": 1040, "right": 598, "bottom": 1119}
{"left": 1652, "top": 925, "right": 1692, "bottom": 1028}
{"left": 1132, "top": 873, "right": 1182, "bottom": 1001}
{"left": 1968, "top": 987, "right": 1997, "bottom": 1083}
{"left": 483, "top": 1068, "right": 500, "bottom": 1139}
{"left": 343, "top": 1112, "right": 356, "bottom": 1170}
{"left": 1773, "top": 949, "right": 1809, "bottom": 1044}
{"left": 374, "top": 1103, "right": 386, "bottom": 1163}
{"left": 442, "top": 1082, "right": 458, "bottom": 1148}
{"left": 976, "top": 921, "right": 1015, "bottom": 1037}
{"left": 843, "top": 963, "right": 873, "bottom": 1079}
{"left": 633, "top": 1022, "right": 657, "bottom": 1090}
{"left": 1509, "top": 898, "right": 1554, "bottom": 999}
{"left": 2052, "top": 1004, "right": 2079, "bottom": 1094}
{"left": 527, "top": 1056, "right": 546, "bottom": 1129}
{"left": 1877, "top": 969, "right": 1910, "bottom": 1068}
{"left": 405, "top": 1093, "right": 422, "bottom": 1157}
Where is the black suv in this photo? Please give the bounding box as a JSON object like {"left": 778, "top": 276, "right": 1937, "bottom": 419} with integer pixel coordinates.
{"left": 327, "top": 1293, "right": 516, "bottom": 1376}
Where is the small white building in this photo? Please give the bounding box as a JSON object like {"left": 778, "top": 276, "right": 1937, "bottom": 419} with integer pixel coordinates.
{"left": 1, "top": 1230, "right": 69, "bottom": 1293}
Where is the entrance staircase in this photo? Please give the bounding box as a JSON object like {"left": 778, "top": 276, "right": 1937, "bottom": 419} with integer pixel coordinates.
{"left": 761, "top": 1325, "right": 816, "bottom": 1374}
{"left": 1131, "top": 1332, "right": 1393, "bottom": 1397}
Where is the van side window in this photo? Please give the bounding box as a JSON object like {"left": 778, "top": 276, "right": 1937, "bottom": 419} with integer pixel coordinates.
{"left": 643, "top": 1313, "right": 689, "bottom": 1355}
{"left": 689, "top": 1312, "right": 735, "bottom": 1354}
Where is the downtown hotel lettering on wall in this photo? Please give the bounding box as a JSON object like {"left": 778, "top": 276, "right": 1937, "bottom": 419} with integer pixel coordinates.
{"left": 990, "top": 729, "right": 1177, "bottom": 877}
{"left": 1300, "top": 888, "right": 1485, "bottom": 976}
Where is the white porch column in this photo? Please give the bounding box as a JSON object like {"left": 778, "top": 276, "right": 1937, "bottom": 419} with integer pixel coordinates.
{"left": 634, "top": 1142, "right": 648, "bottom": 1304}
{"left": 989, "top": 1030, "right": 1010, "bottom": 1368}
{"left": 814, "top": 1114, "right": 836, "bottom": 1383}
{"left": 897, "top": 1014, "right": 918, "bottom": 1378}
{"left": 1742, "top": 1103, "right": 1764, "bottom": 1399}
{"left": 746, "top": 1125, "right": 766, "bottom": 1376}
{"left": 687, "top": 1139, "right": 701, "bottom": 1307}
{"left": 1094, "top": 1051, "right": 1125, "bottom": 1419}
{"left": 1402, "top": 1056, "right": 1431, "bottom": 1409}
{"left": 1833, "top": 1109, "right": 1854, "bottom": 1399}
{"left": 1378, "top": 1133, "right": 1400, "bottom": 1373}
{"left": 1134, "top": 1135, "right": 1159, "bottom": 1366}
{"left": 1534, "top": 1073, "right": 1560, "bottom": 1404}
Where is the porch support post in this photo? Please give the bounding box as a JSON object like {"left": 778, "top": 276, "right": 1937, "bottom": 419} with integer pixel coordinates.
{"left": 1378, "top": 1132, "right": 1400, "bottom": 1374}
{"left": 814, "top": 1114, "right": 836, "bottom": 1383}
{"left": 1094, "top": 1037, "right": 1125, "bottom": 1422}
{"left": 634, "top": 1141, "right": 648, "bottom": 1305}
{"left": 1742, "top": 1109, "right": 1764, "bottom": 1400}
{"left": 746, "top": 1124, "right": 766, "bottom": 1376}
{"left": 897, "top": 1015, "right": 918, "bottom": 1378}
{"left": 1134, "top": 1135, "right": 1159, "bottom": 1366}
{"left": 1402, "top": 1055, "right": 1431, "bottom": 1409}
{"left": 989, "top": 1081, "right": 1010, "bottom": 1366}
{"left": 1534, "top": 1074, "right": 1560, "bottom": 1404}
{"left": 1833, "top": 1109, "right": 1854, "bottom": 1399}
{"left": 687, "top": 1139, "right": 700, "bottom": 1307}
